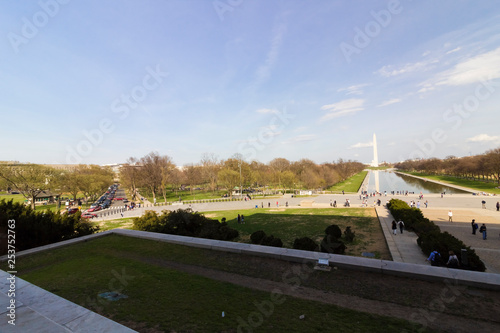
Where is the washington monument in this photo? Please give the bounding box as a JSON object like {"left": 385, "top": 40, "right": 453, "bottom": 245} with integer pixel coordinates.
{"left": 371, "top": 133, "right": 379, "bottom": 167}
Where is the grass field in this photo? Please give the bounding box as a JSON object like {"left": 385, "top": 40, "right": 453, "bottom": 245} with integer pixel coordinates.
{"left": 402, "top": 172, "right": 500, "bottom": 195}
{"left": 7, "top": 235, "right": 427, "bottom": 333}
{"left": 205, "top": 207, "right": 389, "bottom": 259}
{"left": 327, "top": 171, "right": 368, "bottom": 193}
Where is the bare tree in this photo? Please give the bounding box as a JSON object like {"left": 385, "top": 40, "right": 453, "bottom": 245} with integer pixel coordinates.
{"left": 200, "top": 153, "right": 220, "bottom": 193}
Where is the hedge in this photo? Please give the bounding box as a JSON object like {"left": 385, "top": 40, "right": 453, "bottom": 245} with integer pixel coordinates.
{"left": 387, "top": 199, "right": 485, "bottom": 272}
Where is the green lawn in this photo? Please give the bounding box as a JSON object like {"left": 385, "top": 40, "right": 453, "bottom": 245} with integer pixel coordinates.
{"left": 204, "top": 207, "right": 389, "bottom": 259}
{"left": 328, "top": 171, "right": 368, "bottom": 193}
{"left": 402, "top": 172, "right": 500, "bottom": 195}
{"left": 8, "top": 235, "right": 428, "bottom": 333}
{"left": 140, "top": 189, "right": 230, "bottom": 203}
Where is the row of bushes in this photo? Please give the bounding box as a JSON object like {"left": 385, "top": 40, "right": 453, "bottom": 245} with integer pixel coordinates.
{"left": 133, "top": 208, "right": 239, "bottom": 241}
{"left": 387, "top": 199, "right": 485, "bottom": 271}
{"left": 249, "top": 224, "right": 356, "bottom": 254}
{"left": 0, "top": 199, "right": 98, "bottom": 255}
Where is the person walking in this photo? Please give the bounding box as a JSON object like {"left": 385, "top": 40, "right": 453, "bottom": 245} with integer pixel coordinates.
{"left": 479, "top": 223, "right": 487, "bottom": 240}
{"left": 391, "top": 220, "right": 398, "bottom": 235}
{"left": 471, "top": 219, "right": 478, "bottom": 235}
{"left": 237, "top": 214, "right": 241, "bottom": 224}
{"left": 241, "top": 215, "right": 245, "bottom": 224}
{"left": 482, "top": 200, "right": 486, "bottom": 209}
{"left": 398, "top": 220, "right": 405, "bottom": 234}
{"left": 496, "top": 201, "right": 499, "bottom": 212}
{"left": 448, "top": 210, "right": 453, "bottom": 222}
{"left": 424, "top": 200, "right": 428, "bottom": 208}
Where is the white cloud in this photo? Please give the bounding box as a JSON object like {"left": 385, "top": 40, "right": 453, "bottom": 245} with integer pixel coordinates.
{"left": 375, "top": 60, "right": 438, "bottom": 77}
{"left": 422, "top": 51, "right": 431, "bottom": 57}
{"left": 349, "top": 141, "right": 373, "bottom": 149}
{"left": 434, "top": 46, "right": 500, "bottom": 86}
{"left": 377, "top": 98, "right": 401, "bottom": 107}
{"left": 282, "top": 134, "right": 316, "bottom": 144}
{"left": 466, "top": 134, "right": 500, "bottom": 143}
{"left": 254, "top": 23, "right": 287, "bottom": 85}
{"left": 256, "top": 108, "right": 278, "bottom": 114}
{"left": 446, "top": 47, "right": 461, "bottom": 55}
{"left": 320, "top": 98, "right": 364, "bottom": 121}
{"left": 337, "top": 84, "right": 369, "bottom": 96}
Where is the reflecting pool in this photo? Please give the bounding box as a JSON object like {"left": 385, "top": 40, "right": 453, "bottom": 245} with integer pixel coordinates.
{"left": 364, "top": 170, "right": 469, "bottom": 194}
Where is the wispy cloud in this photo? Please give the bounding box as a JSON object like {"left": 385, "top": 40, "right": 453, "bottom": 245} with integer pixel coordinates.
{"left": 466, "top": 133, "right": 500, "bottom": 143}
{"left": 349, "top": 141, "right": 373, "bottom": 149}
{"left": 254, "top": 23, "right": 287, "bottom": 86}
{"left": 377, "top": 98, "right": 401, "bottom": 107}
{"left": 375, "top": 59, "right": 438, "bottom": 77}
{"left": 446, "top": 46, "right": 461, "bottom": 55}
{"left": 337, "top": 84, "right": 369, "bottom": 96}
{"left": 256, "top": 108, "right": 278, "bottom": 114}
{"left": 282, "top": 134, "right": 316, "bottom": 144}
{"left": 320, "top": 98, "right": 364, "bottom": 121}
{"left": 434, "top": 46, "right": 500, "bottom": 86}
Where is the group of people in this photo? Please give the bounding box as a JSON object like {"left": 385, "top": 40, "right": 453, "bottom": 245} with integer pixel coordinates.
{"left": 471, "top": 219, "right": 488, "bottom": 240}
{"left": 426, "top": 250, "right": 460, "bottom": 268}
{"left": 237, "top": 214, "right": 245, "bottom": 224}
{"left": 391, "top": 220, "right": 405, "bottom": 235}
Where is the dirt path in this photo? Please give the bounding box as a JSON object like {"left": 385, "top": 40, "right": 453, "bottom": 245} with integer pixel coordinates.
{"left": 126, "top": 254, "right": 500, "bottom": 333}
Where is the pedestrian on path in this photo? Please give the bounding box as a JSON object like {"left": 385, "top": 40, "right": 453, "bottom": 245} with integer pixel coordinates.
{"left": 398, "top": 220, "right": 405, "bottom": 234}
{"left": 237, "top": 214, "right": 241, "bottom": 224}
{"left": 496, "top": 201, "right": 499, "bottom": 211}
{"left": 482, "top": 200, "right": 486, "bottom": 209}
{"left": 448, "top": 210, "right": 453, "bottom": 222}
{"left": 425, "top": 200, "right": 428, "bottom": 208}
{"left": 241, "top": 215, "right": 245, "bottom": 224}
{"left": 471, "top": 219, "right": 478, "bottom": 235}
{"left": 391, "top": 220, "right": 397, "bottom": 235}
{"left": 479, "top": 224, "right": 487, "bottom": 240}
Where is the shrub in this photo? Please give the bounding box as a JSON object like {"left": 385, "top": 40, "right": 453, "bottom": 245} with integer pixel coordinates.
{"left": 0, "top": 199, "right": 99, "bottom": 255}
{"left": 325, "top": 224, "right": 342, "bottom": 239}
{"left": 343, "top": 226, "right": 356, "bottom": 243}
{"left": 133, "top": 209, "right": 239, "bottom": 241}
{"left": 320, "top": 234, "right": 346, "bottom": 254}
{"left": 293, "top": 237, "right": 319, "bottom": 251}
{"left": 250, "top": 230, "right": 266, "bottom": 244}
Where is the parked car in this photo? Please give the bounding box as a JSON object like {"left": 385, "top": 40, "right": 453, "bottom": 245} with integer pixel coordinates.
{"left": 81, "top": 213, "right": 97, "bottom": 219}
{"left": 67, "top": 208, "right": 79, "bottom": 214}
{"left": 114, "top": 197, "right": 124, "bottom": 201}
{"left": 88, "top": 206, "right": 102, "bottom": 212}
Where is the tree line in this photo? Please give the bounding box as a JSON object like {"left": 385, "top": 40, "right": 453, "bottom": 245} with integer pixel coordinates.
{"left": 395, "top": 147, "right": 500, "bottom": 184}
{"left": 0, "top": 164, "right": 114, "bottom": 209}
{"left": 120, "top": 152, "right": 366, "bottom": 201}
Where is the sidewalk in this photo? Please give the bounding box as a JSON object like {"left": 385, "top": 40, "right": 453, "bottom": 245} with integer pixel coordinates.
{"left": 375, "top": 206, "right": 428, "bottom": 265}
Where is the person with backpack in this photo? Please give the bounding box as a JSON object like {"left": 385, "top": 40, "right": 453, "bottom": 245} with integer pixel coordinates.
{"left": 471, "top": 219, "right": 478, "bottom": 235}
{"left": 479, "top": 224, "right": 487, "bottom": 240}
{"left": 398, "top": 220, "right": 405, "bottom": 234}
{"left": 446, "top": 251, "right": 459, "bottom": 269}
{"left": 426, "top": 250, "right": 441, "bottom": 266}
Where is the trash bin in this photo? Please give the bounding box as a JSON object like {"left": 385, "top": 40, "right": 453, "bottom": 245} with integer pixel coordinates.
{"left": 461, "top": 249, "right": 468, "bottom": 266}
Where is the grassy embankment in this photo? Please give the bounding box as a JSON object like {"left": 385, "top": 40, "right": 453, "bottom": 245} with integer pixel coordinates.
{"left": 6, "top": 234, "right": 426, "bottom": 333}
{"left": 327, "top": 170, "right": 368, "bottom": 193}
{"left": 400, "top": 171, "right": 500, "bottom": 195}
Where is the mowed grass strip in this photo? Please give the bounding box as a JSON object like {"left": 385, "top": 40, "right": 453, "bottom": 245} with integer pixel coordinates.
{"left": 204, "top": 208, "right": 390, "bottom": 259}
{"left": 402, "top": 171, "right": 500, "bottom": 194}
{"left": 11, "top": 235, "right": 428, "bottom": 333}
{"left": 328, "top": 171, "right": 368, "bottom": 193}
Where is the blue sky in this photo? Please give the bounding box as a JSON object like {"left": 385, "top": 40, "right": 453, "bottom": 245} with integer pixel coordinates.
{"left": 1, "top": 0, "right": 500, "bottom": 166}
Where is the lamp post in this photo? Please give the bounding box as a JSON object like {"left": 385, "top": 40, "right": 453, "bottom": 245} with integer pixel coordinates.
{"left": 239, "top": 159, "right": 242, "bottom": 201}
